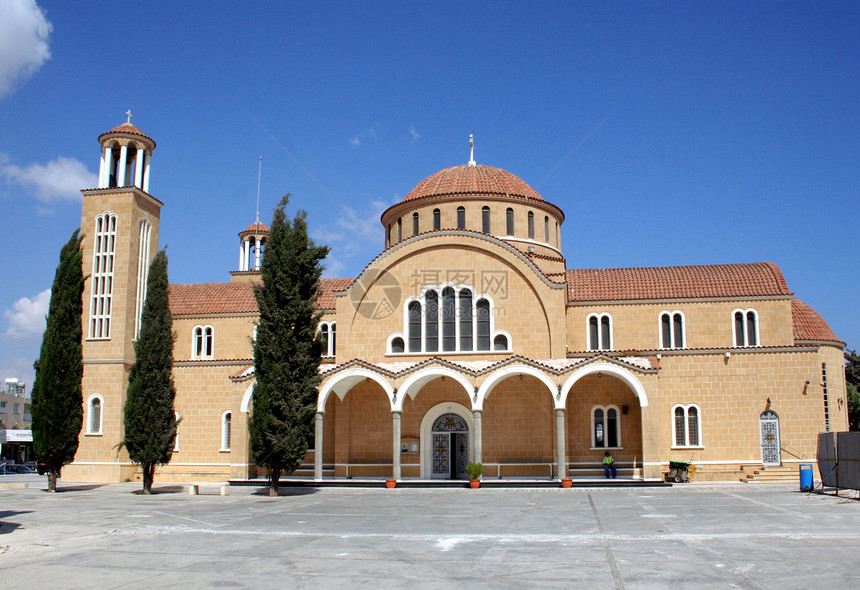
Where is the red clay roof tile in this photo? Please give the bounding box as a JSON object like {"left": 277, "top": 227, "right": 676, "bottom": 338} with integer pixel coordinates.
{"left": 403, "top": 164, "right": 542, "bottom": 202}
{"left": 98, "top": 123, "right": 156, "bottom": 147}
{"left": 239, "top": 221, "right": 270, "bottom": 236}
{"left": 791, "top": 298, "right": 840, "bottom": 343}
{"left": 168, "top": 277, "right": 352, "bottom": 316}
{"left": 566, "top": 262, "right": 791, "bottom": 302}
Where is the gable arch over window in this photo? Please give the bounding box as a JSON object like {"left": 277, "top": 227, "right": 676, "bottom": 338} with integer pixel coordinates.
{"left": 732, "top": 308, "right": 759, "bottom": 347}
{"left": 587, "top": 313, "right": 613, "bottom": 351}
{"left": 388, "top": 284, "right": 511, "bottom": 355}
{"left": 86, "top": 394, "right": 104, "bottom": 435}
{"left": 192, "top": 325, "right": 214, "bottom": 359}
{"left": 659, "top": 311, "right": 686, "bottom": 349}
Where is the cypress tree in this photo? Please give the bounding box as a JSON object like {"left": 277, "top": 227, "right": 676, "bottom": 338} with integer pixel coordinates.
{"left": 32, "top": 229, "right": 85, "bottom": 492}
{"left": 249, "top": 195, "right": 329, "bottom": 496}
{"left": 123, "top": 250, "right": 177, "bottom": 494}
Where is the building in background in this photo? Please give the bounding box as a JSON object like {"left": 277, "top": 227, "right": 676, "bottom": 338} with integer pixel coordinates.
{"left": 0, "top": 378, "right": 33, "bottom": 464}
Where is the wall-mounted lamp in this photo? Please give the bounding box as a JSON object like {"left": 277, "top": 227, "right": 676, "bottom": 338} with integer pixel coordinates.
{"left": 441, "top": 375, "right": 446, "bottom": 382}
{"left": 724, "top": 351, "right": 731, "bottom": 359}
{"left": 598, "top": 371, "right": 603, "bottom": 378}
{"left": 519, "top": 374, "right": 523, "bottom": 380}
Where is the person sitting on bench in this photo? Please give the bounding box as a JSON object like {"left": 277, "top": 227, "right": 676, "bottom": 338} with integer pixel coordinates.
{"left": 603, "top": 451, "right": 617, "bottom": 479}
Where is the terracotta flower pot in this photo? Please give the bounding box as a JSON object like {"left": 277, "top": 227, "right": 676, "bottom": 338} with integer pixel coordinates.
{"left": 385, "top": 479, "right": 397, "bottom": 489}
{"left": 469, "top": 479, "right": 481, "bottom": 489}
{"left": 561, "top": 478, "right": 573, "bottom": 488}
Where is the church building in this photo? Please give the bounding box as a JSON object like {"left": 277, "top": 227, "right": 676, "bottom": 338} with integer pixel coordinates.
{"left": 65, "top": 121, "right": 848, "bottom": 483}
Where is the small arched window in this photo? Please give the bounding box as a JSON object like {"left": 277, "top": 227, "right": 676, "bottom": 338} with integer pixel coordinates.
{"left": 391, "top": 337, "right": 405, "bottom": 353}
{"left": 412, "top": 212, "right": 419, "bottom": 236}
{"left": 733, "top": 309, "right": 759, "bottom": 347}
{"left": 544, "top": 216, "right": 550, "bottom": 243}
{"left": 528, "top": 211, "right": 535, "bottom": 239}
{"left": 318, "top": 322, "right": 336, "bottom": 356}
{"left": 87, "top": 395, "right": 103, "bottom": 435}
{"left": 221, "top": 411, "right": 232, "bottom": 451}
{"left": 506, "top": 208, "right": 514, "bottom": 235}
{"left": 673, "top": 404, "right": 701, "bottom": 447}
{"left": 588, "top": 314, "right": 612, "bottom": 351}
{"left": 408, "top": 301, "right": 422, "bottom": 352}
{"left": 397, "top": 217, "right": 402, "bottom": 242}
{"left": 592, "top": 406, "right": 620, "bottom": 448}
{"left": 456, "top": 206, "right": 466, "bottom": 229}
{"left": 660, "top": 311, "right": 685, "bottom": 349}
{"left": 193, "top": 325, "right": 214, "bottom": 359}
{"left": 493, "top": 334, "right": 508, "bottom": 351}
{"left": 433, "top": 208, "right": 441, "bottom": 230}
{"left": 482, "top": 206, "right": 491, "bottom": 234}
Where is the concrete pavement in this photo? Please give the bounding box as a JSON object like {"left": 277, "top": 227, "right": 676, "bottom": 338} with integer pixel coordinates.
{"left": 1, "top": 475, "right": 858, "bottom": 589}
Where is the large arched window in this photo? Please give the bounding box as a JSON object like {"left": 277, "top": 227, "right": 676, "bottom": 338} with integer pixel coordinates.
{"left": 592, "top": 405, "right": 620, "bottom": 448}
{"left": 86, "top": 394, "right": 104, "bottom": 435}
{"left": 482, "top": 206, "right": 491, "bottom": 233}
{"left": 192, "top": 325, "right": 214, "bottom": 359}
{"left": 673, "top": 404, "right": 702, "bottom": 447}
{"left": 587, "top": 313, "right": 612, "bottom": 351}
{"left": 456, "top": 206, "right": 466, "bottom": 230}
{"left": 506, "top": 208, "right": 514, "bottom": 235}
{"left": 389, "top": 285, "right": 511, "bottom": 354}
{"left": 89, "top": 211, "right": 117, "bottom": 339}
{"left": 660, "top": 311, "right": 685, "bottom": 349}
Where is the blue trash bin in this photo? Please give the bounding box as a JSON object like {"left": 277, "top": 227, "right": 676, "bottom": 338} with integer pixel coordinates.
{"left": 799, "top": 463, "right": 813, "bottom": 492}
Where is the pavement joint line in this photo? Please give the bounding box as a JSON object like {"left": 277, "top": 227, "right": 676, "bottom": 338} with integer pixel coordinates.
{"left": 587, "top": 493, "right": 625, "bottom": 590}
{"left": 717, "top": 488, "right": 813, "bottom": 519}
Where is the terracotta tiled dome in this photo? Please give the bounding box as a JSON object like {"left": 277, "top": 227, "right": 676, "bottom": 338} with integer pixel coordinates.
{"left": 98, "top": 123, "right": 156, "bottom": 147}
{"left": 403, "top": 164, "right": 542, "bottom": 202}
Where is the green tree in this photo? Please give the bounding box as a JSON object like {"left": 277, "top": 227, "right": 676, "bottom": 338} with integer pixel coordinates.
{"left": 31, "top": 230, "right": 85, "bottom": 492}
{"left": 249, "top": 196, "right": 329, "bottom": 496}
{"left": 846, "top": 349, "right": 860, "bottom": 431}
{"left": 122, "top": 250, "right": 178, "bottom": 494}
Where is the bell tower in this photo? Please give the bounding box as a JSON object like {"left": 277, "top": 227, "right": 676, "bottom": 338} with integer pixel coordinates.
{"left": 66, "top": 114, "right": 163, "bottom": 483}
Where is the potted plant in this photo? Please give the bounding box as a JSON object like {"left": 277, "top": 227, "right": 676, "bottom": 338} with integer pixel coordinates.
{"left": 465, "top": 462, "right": 483, "bottom": 489}
{"left": 561, "top": 477, "right": 573, "bottom": 488}
{"left": 385, "top": 478, "right": 397, "bottom": 489}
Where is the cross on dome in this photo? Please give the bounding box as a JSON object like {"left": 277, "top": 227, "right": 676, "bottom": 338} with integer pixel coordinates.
{"left": 126, "top": 109, "right": 133, "bottom": 124}
{"left": 468, "top": 134, "right": 476, "bottom": 167}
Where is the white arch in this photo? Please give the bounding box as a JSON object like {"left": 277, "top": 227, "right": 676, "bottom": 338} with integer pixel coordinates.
{"left": 317, "top": 367, "right": 395, "bottom": 412}
{"left": 419, "top": 402, "right": 475, "bottom": 479}
{"left": 559, "top": 362, "right": 649, "bottom": 407}
{"left": 475, "top": 364, "right": 558, "bottom": 411}
{"left": 240, "top": 381, "right": 256, "bottom": 413}
{"left": 395, "top": 367, "right": 474, "bottom": 412}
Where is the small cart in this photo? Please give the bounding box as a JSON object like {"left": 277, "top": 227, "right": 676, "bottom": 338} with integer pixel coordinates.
{"left": 666, "top": 461, "right": 696, "bottom": 483}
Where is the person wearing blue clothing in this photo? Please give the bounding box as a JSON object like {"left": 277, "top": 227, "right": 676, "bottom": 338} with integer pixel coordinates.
{"left": 603, "top": 451, "right": 617, "bottom": 478}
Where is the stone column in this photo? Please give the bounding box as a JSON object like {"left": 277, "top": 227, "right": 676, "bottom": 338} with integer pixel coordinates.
{"left": 133, "top": 148, "right": 145, "bottom": 188}
{"left": 142, "top": 152, "right": 151, "bottom": 193}
{"left": 472, "top": 410, "right": 483, "bottom": 464}
{"left": 556, "top": 408, "right": 566, "bottom": 478}
{"left": 254, "top": 237, "right": 262, "bottom": 269}
{"left": 314, "top": 412, "right": 324, "bottom": 481}
{"left": 392, "top": 411, "right": 402, "bottom": 480}
{"left": 99, "top": 145, "right": 110, "bottom": 188}
{"left": 117, "top": 144, "right": 128, "bottom": 186}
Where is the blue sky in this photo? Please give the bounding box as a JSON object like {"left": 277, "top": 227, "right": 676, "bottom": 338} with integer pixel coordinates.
{"left": 1, "top": 1, "right": 858, "bottom": 389}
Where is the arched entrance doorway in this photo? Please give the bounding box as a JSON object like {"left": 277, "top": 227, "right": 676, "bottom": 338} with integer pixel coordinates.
{"left": 760, "top": 410, "right": 781, "bottom": 466}
{"left": 431, "top": 413, "right": 469, "bottom": 479}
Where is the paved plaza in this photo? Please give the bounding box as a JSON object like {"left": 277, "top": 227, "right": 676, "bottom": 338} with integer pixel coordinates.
{"left": 1, "top": 476, "right": 858, "bottom": 589}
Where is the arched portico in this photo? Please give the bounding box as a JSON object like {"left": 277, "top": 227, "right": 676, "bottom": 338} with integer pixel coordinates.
{"left": 559, "top": 362, "right": 649, "bottom": 408}
{"left": 475, "top": 364, "right": 558, "bottom": 410}
{"left": 318, "top": 367, "right": 395, "bottom": 412}
{"left": 396, "top": 366, "right": 474, "bottom": 411}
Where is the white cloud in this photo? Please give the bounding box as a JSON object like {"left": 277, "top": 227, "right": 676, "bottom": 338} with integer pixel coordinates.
{"left": 313, "top": 199, "right": 392, "bottom": 278}
{"left": 1, "top": 153, "right": 96, "bottom": 202}
{"left": 349, "top": 137, "right": 361, "bottom": 147}
{"left": 409, "top": 125, "right": 421, "bottom": 143}
{"left": 3, "top": 288, "right": 49, "bottom": 341}
{"left": 348, "top": 126, "right": 379, "bottom": 148}
{"left": 0, "top": 0, "right": 52, "bottom": 99}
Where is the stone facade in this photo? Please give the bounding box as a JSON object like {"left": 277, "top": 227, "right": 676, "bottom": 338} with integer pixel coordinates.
{"left": 66, "top": 122, "right": 848, "bottom": 483}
